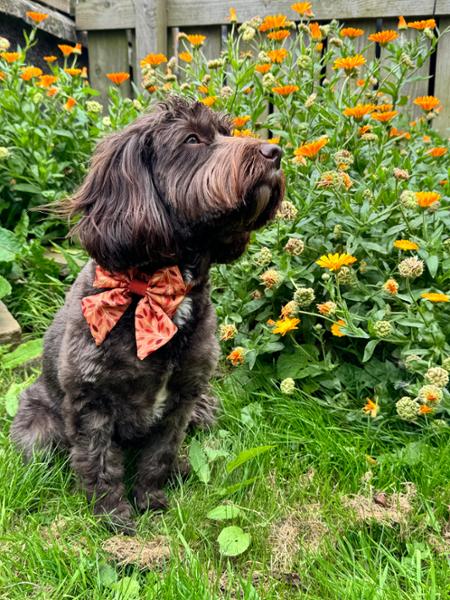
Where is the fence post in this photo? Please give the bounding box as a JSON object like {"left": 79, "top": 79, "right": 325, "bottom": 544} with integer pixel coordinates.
{"left": 135, "top": 0, "right": 167, "bottom": 82}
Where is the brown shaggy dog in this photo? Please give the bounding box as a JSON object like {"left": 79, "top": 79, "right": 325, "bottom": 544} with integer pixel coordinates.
{"left": 10, "top": 97, "right": 284, "bottom": 532}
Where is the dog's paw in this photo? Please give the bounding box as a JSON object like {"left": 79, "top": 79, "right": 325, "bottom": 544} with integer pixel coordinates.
{"left": 133, "top": 487, "right": 169, "bottom": 513}
{"left": 94, "top": 499, "right": 136, "bottom": 535}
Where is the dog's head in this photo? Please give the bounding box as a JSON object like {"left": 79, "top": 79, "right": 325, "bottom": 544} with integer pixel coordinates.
{"left": 69, "top": 97, "right": 284, "bottom": 271}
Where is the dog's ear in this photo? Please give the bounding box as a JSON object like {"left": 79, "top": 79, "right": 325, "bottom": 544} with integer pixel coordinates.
{"left": 67, "top": 115, "right": 175, "bottom": 272}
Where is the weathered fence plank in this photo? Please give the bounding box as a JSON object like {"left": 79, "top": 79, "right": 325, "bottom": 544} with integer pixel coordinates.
{"left": 135, "top": 0, "right": 167, "bottom": 78}
{"left": 434, "top": 18, "right": 450, "bottom": 134}
{"left": 76, "top": 0, "right": 134, "bottom": 30}
{"left": 0, "top": 0, "right": 77, "bottom": 40}
{"left": 38, "top": 0, "right": 73, "bottom": 15}
{"left": 87, "top": 30, "right": 131, "bottom": 104}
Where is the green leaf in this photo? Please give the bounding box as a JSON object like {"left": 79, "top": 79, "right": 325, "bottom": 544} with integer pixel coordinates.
{"left": 0, "top": 227, "right": 21, "bottom": 263}
{"left": 0, "top": 275, "right": 11, "bottom": 299}
{"left": 2, "top": 375, "right": 36, "bottom": 417}
{"left": 217, "top": 526, "right": 251, "bottom": 556}
{"left": 426, "top": 255, "right": 439, "bottom": 278}
{"left": 189, "top": 438, "right": 211, "bottom": 484}
{"left": 218, "top": 477, "right": 258, "bottom": 497}
{"left": 3, "top": 339, "right": 43, "bottom": 370}
{"left": 226, "top": 445, "right": 274, "bottom": 474}
{"left": 207, "top": 504, "right": 242, "bottom": 520}
{"left": 98, "top": 563, "right": 118, "bottom": 587}
{"left": 109, "top": 577, "right": 140, "bottom": 599}
{"left": 362, "top": 340, "right": 379, "bottom": 363}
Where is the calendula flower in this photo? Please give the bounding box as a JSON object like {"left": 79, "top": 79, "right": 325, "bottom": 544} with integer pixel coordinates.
{"left": 396, "top": 396, "right": 420, "bottom": 421}
{"left": 415, "top": 191, "right": 441, "bottom": 208}
{"left": 309, "top": 22, "right": 322, "bottom": 40}
{"left": 64, "top": 96, "right": 76, "bottom": 111}
{"left": 44, "top": 55, "right": 57, "bottom": 63}
{"left": 260, "top": 268, "right": 282, "bottom": 289}
{"left": 1, "top": 52, "right": 20, "bottom": 63}
{"left": 227, "top": 347, "right": 245, "bottom": 366}
{"left": 398, "top": 16, "right": 407, "bottom": 29}
{"left": 233, "top": 116, "right": 251, "bottom": 129}
{"left": 389, "top": 127, "right": 411, "bottom": 139}
{"left": 340, "top": 27, "right": 364, "bottom": 38}
{"left": 408, "top": 19, "right": 436, "bottom": 30}
{"left": 268, "top": 29, "right": 291, "bottom": 41}
{"left": 186, "top": 34, "right": 206, "bottom": 46}
{"left": 281, "top": 301, "right": 299, "bottom": 318}
{"left": 46, "top": 86, "right": 58, "bottom": 97}
{"left": 26, "top": 11, "right": 48, "bottom": 23}
{"left": 267, "top": 48, "right": 289, "bottom": 63}
{"left": 37, "top": 75, "right": 57, "bottom": 88}
{"left": 425, "top": 367, "right": 449, "bottom": 388}
{"left": 375, "top": 103, "right": 394, "bottom": 112}
{"left": 383, "top": 278, "right": 399, "bottom": 295}
{"left": 363, "top": 398, "right": 379, "bottom": 418}
{"left": 200, "top": 96, "right": 216, "bottom": 107}
{"left": 368, "top": 30, "right": 398, "bottom": 45}
{"left": 428, "top": 147, "right": 447, "bottom": 157}
{"left": 333, "top": 54, "right": 366, "bottom": 73}
{"left": 317, "top": 301, "right": 337, "bottom": 315}
{"left": 398, "top": 256, "right": 424, "bottom": 279}
{"left": 58, "top": 44, "right": 74, "bottom": 56}
{"left": 229, "top": 7, "right": 237, "bottom": 22}
{"left": 255, "top": 63, "right": 271, "bottom": 74}
{"left": 272, "top": 317, "right": 301, "bottom": 336}
{"left": 232, "top": 129, "right": 255, "bottom": 137}
{"left": 413, "top": 95, "right": 440, "bottom": 111}
{"left": 295, "top": 137, "right": 328, "bottom": 159}
{"left": 418, "top": 405, "right": 433, "bottom": 415}
{"left": 178, "top": 51, "right": 192, "bottom": 63}
{"left": 284, "top": 237, "right": 304, "bottom": 255}
{"left": 371, "top": 110, "right": 398, "bottom": 122}
{"left": 331, "top": 319, "right": 347, "bottom": 337}
{"left": 64, "top": 68, "right": 82, "bottom": 76}
{"left": 316, "top": 253, "right": 357, "bottom": 271}
{"left": 342, "top": 104, "right": 375, "bottom": 119}
{"left": 140, "top": 53, "right": 167, "bottom": 68}
{"left": 394, "top": 239, "right": 419, "bottom": 251}
{"left": 20, "top": 66, "right": 43, "bottom": 80}
{"left": 421, "top": 292, "right": 449, "bottom": 303}
{"left": 419, "top": 384, "right": 443, "bottom": 404}
{"left": 219, "top": 323, "right": 238, "bottom": 341}
{"left": 291, "top": 2, "right": 313, "bottom": 16}
{"left": 106, "top": 72, "right": 130, "bottom": 85}
{"left": 259, "top": 14, "right": 289, "bottom": 32}
{"left": 272, "top": 84, "right": 299, "bottom": 96}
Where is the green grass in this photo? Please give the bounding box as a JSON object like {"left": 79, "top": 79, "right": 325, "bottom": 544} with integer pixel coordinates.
{"left": 1, "top": 358, "right": 449, "bottom": 599}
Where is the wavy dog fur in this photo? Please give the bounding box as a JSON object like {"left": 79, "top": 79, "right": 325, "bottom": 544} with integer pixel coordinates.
{"left": 10, "top": 97, "right": 284, "bottom": 532}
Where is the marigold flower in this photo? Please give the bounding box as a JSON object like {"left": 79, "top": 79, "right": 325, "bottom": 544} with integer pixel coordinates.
{"left": 272, "top": 317, "right": 301, "bottom": 336}
{"left": 260, "top": 268, "right": 282, "bottom": 289}
{"left": 333, "top": 54, "right": 366, "bottom": 73}
{"left": 186, "top": 34, "right": 206, "bottom": 46}
{"left": 219, "top": 323, "right": 238, "bottom": 341}
{"left": 359, "top": 125, "right": 372, "bottom": 135}
{"left": 394, "top": 239, "right": 419, "bottom": 251}
{"left": 342, "top": 104, "right": 375, "bottom": 120}
{"left": 267, "top": 48, "right": 289, "bottom": 63}
{"left": 64, "top": 68, "right": 82, "bottom": 76}
{"left": 316, "top": 253, "right": 357, "bottom": 271}
{"left": 290, "top": 2, "right": 313, "bottom": 16}
{"left": 26, "top": 11, "right": 48, "bottom": 23}
{"left": 340, "top": 27, "right": 364, "bottom": 38}
{"left": 106, "top": 72, "right": 130, "bottom": 85}
{"left": 309, "top": 22, "right": 322, "bottom": 40}
{"left": 198, "top": 85, "right": 209, "bottom": 94}
{"left": 413, "top": 95, "right": 440, "bottom": 111}
{"left": 428, "top": 147, "right": 447, "bottom": 157}
{"left": 408, "top": 19, "right": 436, "bottom": 30}
{"left": 200, "top": 96, "right": 216, "bottom": 107}
{"left": 268, "top": 29, "right": 291, "bottom": 41}
{"left": 389, "top": 127, "right": 410, "bottom": 139}
{"left": 232, "top": 128, "right": 255, "bottom": 137}
{"left": 58, "top": 44, "right": 74, "bottom": 56}
{"left": 0, "top": 71, "right": 4, "bottom": 81}
{"left": 281, "top": 301, "right": 299, "bottom": 318}
{"left": 421, "top": 292, "right": 449, "bottom": 303}
{"left": 259, "top": 15, "right": 289, "bottom": 32}
{"left": 46, "top": 86, "right": 58, "bottom": 97}
{"left": 418, "top": 405, "right": 433, "bottom": 415}
{"left": 371, "top": 110, "right": 398, "bottom": 122}
{"left": 255, "top": 63, "right": 271, "bottom": 74}
{"left": 229, "top": 7, "right": 237, "bottom": 22}
{"left": 227, "top": 347, "right": 245, "bottom": 366}
{"left": 20, "top": 66, "right": 43, "bottom": 80}
{"left": 140, "top": 53, "right": 167, "bottom": 67}
{"left": 375, "top": 103, "right": 393, "bottom": 112}
{"left": 272, "top": 84, "right": 299, "bottom": 96}
{"left": 415, "top": 191, "right": 440, "bottom": 208}
{"left": 425, "top": 367, "right": 449, "bottom": 388}
{"left": 44, "top": 55, "right": 57, "bottom": 63}
{"left": 1, "top": 52, "right": 20, "bottom": 63}
{"left": 363, "top": 398, "right": 379, "bottom": 418}
{"left": 398, "top": 16, "right": 407, "bottom": 29}
{"left": 419, "top": 384, "right": 443, "bottom": 404}
{"left": 295, "top": 137, "right": 328, "bottom": 159}
{"left": 64, "top": 96, "right": 76, "bottom": 111}
{"left": 317, "top": 301, "right": 337, "bottom": 315}
{"left": 331, "top": 319, "right": 346, "bottom": 337}
{"left": 383, "top": 278, "right": 399, "bottom": 295}
{"left": 423, "top": 135, "right": 431, "bottom": 143}
{"left": 233, "top": 115, "right": 251, "bottom": 128}
{"left": 178, "top": 51, "right": 192, "bottom": 63}
{"left": 368, "top": 30, "right": 398, "bottom": 45}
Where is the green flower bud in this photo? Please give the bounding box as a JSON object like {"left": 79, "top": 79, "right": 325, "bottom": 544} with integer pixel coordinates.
{"left": 280, "top": 378, "right": 296, "bottom": 395}
{"left": 425, "top": 367, "right": 449, "bottom": 388}
{"left": 396, "top": 396, "right": 420, "bottom": 421}
{"left": 294, "top": 287, "right": 315, "bottom": 307}
{"left": 373, "top": 320, "right": 392, "bottom": 338}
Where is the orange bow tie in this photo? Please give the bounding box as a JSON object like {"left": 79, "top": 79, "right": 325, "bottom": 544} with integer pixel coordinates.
{"left": 81, "top": 265, "right": 188, "bottom": 360}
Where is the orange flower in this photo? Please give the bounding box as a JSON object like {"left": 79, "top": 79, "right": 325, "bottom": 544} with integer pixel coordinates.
{"left": 356, "top": 78, "right": 366, "bottom": 87}
{"left": 64, "top": 68, "right": 82, "bottom": 76}
{"left": 368, "top": 30, "right": 398, "bottom": 45}
{"left": 371, "top": 110, "right": 398, "bottom": 122}
{"left": 331, "top": 319, "right": 347, "bottom": 337}
{"left": 408, "top": 19, "right": 436, "bottom": 30}
{"left": 389, "top": 127, "right": 410, "bottom": 139}
{"left": 418, "top": 405, "right": 433, "bottom": 415}
{"left": 64, "top": 96, "right": 76, "bottom": 111}
{"left": 146, "top": 85, "right": 158, "bottom": 94}
{"left": 0, "top": 71, "right": 4, "bottom": 81}
{"left": 415, "top": 191, "right": 440, "bottom": 208}
{"left": 229, "top": 7, "right": 237, "bottom": 22}
{"left": 233, "top": 115, "right": 251, "bottom": 128}
{"left": 272, "top": 317, "right": 301, "bottom": 336}
{"left": 333, "top": 54, "right": 366, "bottom": 73}
{"left": 106, "top": 72, "right": 130, "bottom": 85}
{"left": 178, "top": 51, "right": 192, "bottom": 62}
{"left": 268, "top": 137, "right": 280, "bottom": 144}
{"left": 1, "top": 52, "right": 20, "bottom": 63}
{"left": 421, "top": 292, "right": 449, "bottom": 303}
{"left": 428, "top": 147, "right": 447, "bottom": 157}
{"left": 363, "top": 399, "right": 379, "bottom": 418}
{"left": 186, "top": 34, "right": 206, "bottom": 46}
{"left": 413, "top": 95, "right": 440, "bottom": 111}
{"left": 359, "top": 125, "right": 372, "bottom": 135}
{"left": 73, "top": 43, "right": 82, "bottom": 55}
{"left": 46, "top": 86, "right": 58, "bottom": 97}
{"left": 317, "top": 253, "right": 357, "bottom": 271}
{"left": 259, "top": 15, "right": 289, "bottom": 32}
{"left": 309, "top": 22, "right": 322, "bottom": 40}
{"left": 290, "top": 2, "right": 313, "bottom": 16}
{"left": 38, "top": 74, "right": 57, "bottom": 88}
{"left": 383, "top": 279, "right": 399, "bottom": 295}
{"left": 342, "top": 104, "right": 375, "bottom": 120}
{"left": 423, "top": 135, "right": 431, "bottom": 143}
{"left": 317, "top": 301, "right": 337, "bottom": 315}
{"left": 398, "top": 16, "right": 407, "bottom": 29}
{"left": 200, "top": 96, "right": 216, "bottom": 107}
{"left": 267, "top": 48, "right": 289, "bottom": 63}
{"left": 375, "top": 103, "right": 393, "bottom": 112}
{"left": 394, "top": 239, "right": 419, "bottom": 251}
{"left": 198, "top": 85, "right": 209, "bottom": 94}
{"left": 58, "top": 44, "right": 74, "bottom": 56}
{"left": 294, "top": 137, "right": 328, "bottom": 159}
{"left": 232, "top": 129, "right": 255, "bottom": 137}
{"left": 44, "top": 55, "right": 57, "bottom": 63}
{"left": 272, "top": 84, "right": 299, "bottom": 96}
{"left": 20, "top": 66, "right": 43, "bottom": 80}
{"left": 340, "top": 27, "right": 365, "bottom": 38}
{"left": 268, "top": 29, "right": 291, "bottom": 41}
{"left": 26, "top": 11, "right": 48, "bottom": 23}
{"left": 255, "top": 63, "right": 271, "bottom": 74}
{"left": 227, "top": 347, "right": 245, "bottom": 366}
{"left": 140, "top": 52, "right": 167, "bottom": 67}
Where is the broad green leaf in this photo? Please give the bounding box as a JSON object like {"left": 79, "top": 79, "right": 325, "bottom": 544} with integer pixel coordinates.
{"left": 0, "top": 275, "right": 11, "bottom": 299}
{"left": 0, "top": 228, "right": 21, "bottom": 263}
{"left": 426, "top": 255, "right": 439, "bottom": 278}
{"left": 189, "top": 438, "right": 210, "bottom": 484}
{"left": 109, "top": 577, "right": 140, "bottom": 599}
{"left": 98, "top": 563, "right": 118, "bottom": 587}
{"left": 218, "top": 477, "right": 258, "bottom": 497}
{"left": 218, "top": 526, "right": 250, "bottom": 556}
{"left": 226, "top": 445, "right": 274, "bottom": 474}
{"left": 2, "top": 375, "right": 36, "bottom": 417}
{"left": 207, "top": 504, "right": 242, "bottom": 520}
{"left": 363, "top": 340, "right": 379, "bottom": 363}
{"left": 3, "top": 339, "right": 43, "bottom": 369}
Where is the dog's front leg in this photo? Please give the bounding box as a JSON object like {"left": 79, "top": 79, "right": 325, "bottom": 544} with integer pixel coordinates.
{"left": 65, "top": 396, "right": 134, "bottom": 532}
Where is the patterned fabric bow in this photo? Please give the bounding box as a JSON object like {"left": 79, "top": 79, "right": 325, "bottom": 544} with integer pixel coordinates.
{"left": 81, "top": 265, "right": 188, "bottom": 360}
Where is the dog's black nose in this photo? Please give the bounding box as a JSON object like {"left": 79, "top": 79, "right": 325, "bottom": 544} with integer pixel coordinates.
{"left": 259, "top": 143, "right": 283, "bottom": 168}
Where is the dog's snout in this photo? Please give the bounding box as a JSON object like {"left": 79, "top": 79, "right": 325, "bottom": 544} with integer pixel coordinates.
{"left": 259, "top": 143, "right": 282, "bottom": 168}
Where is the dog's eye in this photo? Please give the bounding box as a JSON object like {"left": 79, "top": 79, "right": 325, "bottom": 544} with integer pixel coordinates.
{"left": 185, "top": 134, "right": 200, "bottom": 145}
